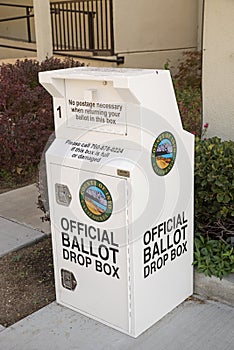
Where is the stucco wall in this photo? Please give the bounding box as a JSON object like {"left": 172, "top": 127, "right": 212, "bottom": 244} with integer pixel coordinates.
{"left": 113, "top": 0, "right": 199, "bottom": 68}
{"left": 0, "top": 0, "right": 35, "bottom": 42}
{"left": 202, "top": 0, "right": 234, "bottom": 140}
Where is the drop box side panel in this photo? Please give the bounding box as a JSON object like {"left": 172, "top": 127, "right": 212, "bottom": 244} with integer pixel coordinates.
{"left": 131, "top": 132, "right": 194, "bottom": 336}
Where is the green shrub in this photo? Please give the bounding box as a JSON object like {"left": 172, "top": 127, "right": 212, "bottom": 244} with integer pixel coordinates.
{"left": 194, "top": 136, "right": 234, "bottom": 278}
{"left": 195, "top": 137, "right": 234, "bottom": 226}
{"left": 169, "top": 51, "right": 234, "bottom": 279}
{"left": 194, "top": 234, "right": 234, "bottom": 279}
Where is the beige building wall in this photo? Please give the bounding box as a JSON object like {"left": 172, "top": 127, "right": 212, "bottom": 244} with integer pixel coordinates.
{"left": 0, "top": 0, "right": 35, "bottom": 42}
{"left": 202, "top": 0, "right": 234, "bottom": 140}
{"left": 113, "top": 0, "right": 199, "bottom": 69}
{"left": 0, "top": 40, "right": 35, "bottom": 60}
{"left": 0, "top": 0, "right": 35, "bottom": 59}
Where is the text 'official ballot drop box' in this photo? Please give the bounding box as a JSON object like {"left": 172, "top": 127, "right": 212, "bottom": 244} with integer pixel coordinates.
{"left": 39, "top": 67, "right": 194, "bottom": 338}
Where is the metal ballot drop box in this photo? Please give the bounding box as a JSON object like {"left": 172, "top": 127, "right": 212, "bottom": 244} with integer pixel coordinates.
{"left": 39, "top": 68, "right": 194, "bottom": 337}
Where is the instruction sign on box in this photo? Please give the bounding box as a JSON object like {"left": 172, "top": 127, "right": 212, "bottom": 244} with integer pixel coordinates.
{"left": 39, "top": 67, "right": 194, "bottom": 337}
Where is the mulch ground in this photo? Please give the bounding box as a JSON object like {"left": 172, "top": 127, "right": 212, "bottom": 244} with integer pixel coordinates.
{"left": 0, "top": 237, "right": 55, "bottom": 327}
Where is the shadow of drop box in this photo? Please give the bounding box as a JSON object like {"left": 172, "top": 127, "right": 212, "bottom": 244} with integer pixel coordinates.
{"left": 39, "top": 67, "right": 194, "bottom": 337}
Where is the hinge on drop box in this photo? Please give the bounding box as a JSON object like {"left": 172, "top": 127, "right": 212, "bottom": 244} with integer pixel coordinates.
{"left": 117, "top": 169, "right": 130, "bottom": 178}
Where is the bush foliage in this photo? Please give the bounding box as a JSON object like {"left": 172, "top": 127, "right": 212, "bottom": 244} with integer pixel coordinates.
{"left": 194, "top": 235, "right": 234, "bottom": 279}
{"left": 170, "top": 51, "right": 202, "bottom": 136}
{"left": 169, "top": 51, "right": 234, "bottom": 279}
{"left": 195, "top": 137, "right": 234, "bottom": 223}
{"left": 0, "top": 57, "right": 84, "bottom": 184}
{"left": 194, "top": 137, "right": 234, "bottom": 278}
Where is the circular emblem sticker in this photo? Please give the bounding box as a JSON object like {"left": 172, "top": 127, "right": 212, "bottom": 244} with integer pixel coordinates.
{"left": 151, "top": 131, "right": 177, "bottom": 176}
{"left": 79, "top": 179, "right": 113, "bottom": 222}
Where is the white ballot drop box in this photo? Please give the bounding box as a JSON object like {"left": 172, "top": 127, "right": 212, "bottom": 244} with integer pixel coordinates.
{"left": 39, "top": 67, "right": 194, "bottom": 337}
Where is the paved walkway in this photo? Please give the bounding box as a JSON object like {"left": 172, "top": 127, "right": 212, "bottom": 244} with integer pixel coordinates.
{"left": 0, "top": 184, "right": 50, "bottom": 234}
{"left": 0, "top": 216, "right": 45, "bottom": 258}
{"left": 0, "top": 299, "right": 234, "bottom": 350}
{"left": 0, "top": 185, "right": 233, "bottom": 349}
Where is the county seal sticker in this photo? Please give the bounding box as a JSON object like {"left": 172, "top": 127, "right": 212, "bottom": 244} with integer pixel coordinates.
{"left": 79, "top": 179, "right": 113, "bottom": 222}
{"left": 151, "top": 131, "right": 177, "bottom": 176}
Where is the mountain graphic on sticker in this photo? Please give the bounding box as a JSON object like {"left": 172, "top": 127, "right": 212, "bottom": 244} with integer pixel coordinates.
{"left": 155, "top": 139, "right": 173, "bottom": 169}
{"left": 85, "top": 186, "right": 107, "bottom": 215}
{"left": 156, "top": 141, "right": 173, "bottom": 156}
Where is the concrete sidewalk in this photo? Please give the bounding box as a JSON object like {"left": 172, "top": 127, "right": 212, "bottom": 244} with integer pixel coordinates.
{"left": 0, "top": 184, "right": 50, "bottom": 234}
{"left": 0, "top": 184, "right": 233, "bottom": 349}
{"left": 0, "top": 299, "right": 233, "bottom": 350}
{"left": 0, "top": 216, "right": 46, "bottom": 258}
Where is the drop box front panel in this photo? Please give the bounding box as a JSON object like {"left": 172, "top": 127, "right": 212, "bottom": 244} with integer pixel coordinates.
{"left": 49, "top": 163, "right": 130, "bottom": 332}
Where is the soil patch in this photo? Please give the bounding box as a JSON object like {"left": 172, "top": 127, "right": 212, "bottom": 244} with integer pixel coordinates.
{"left": 0, "top": 237, "right": 55, "bottom": 327}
